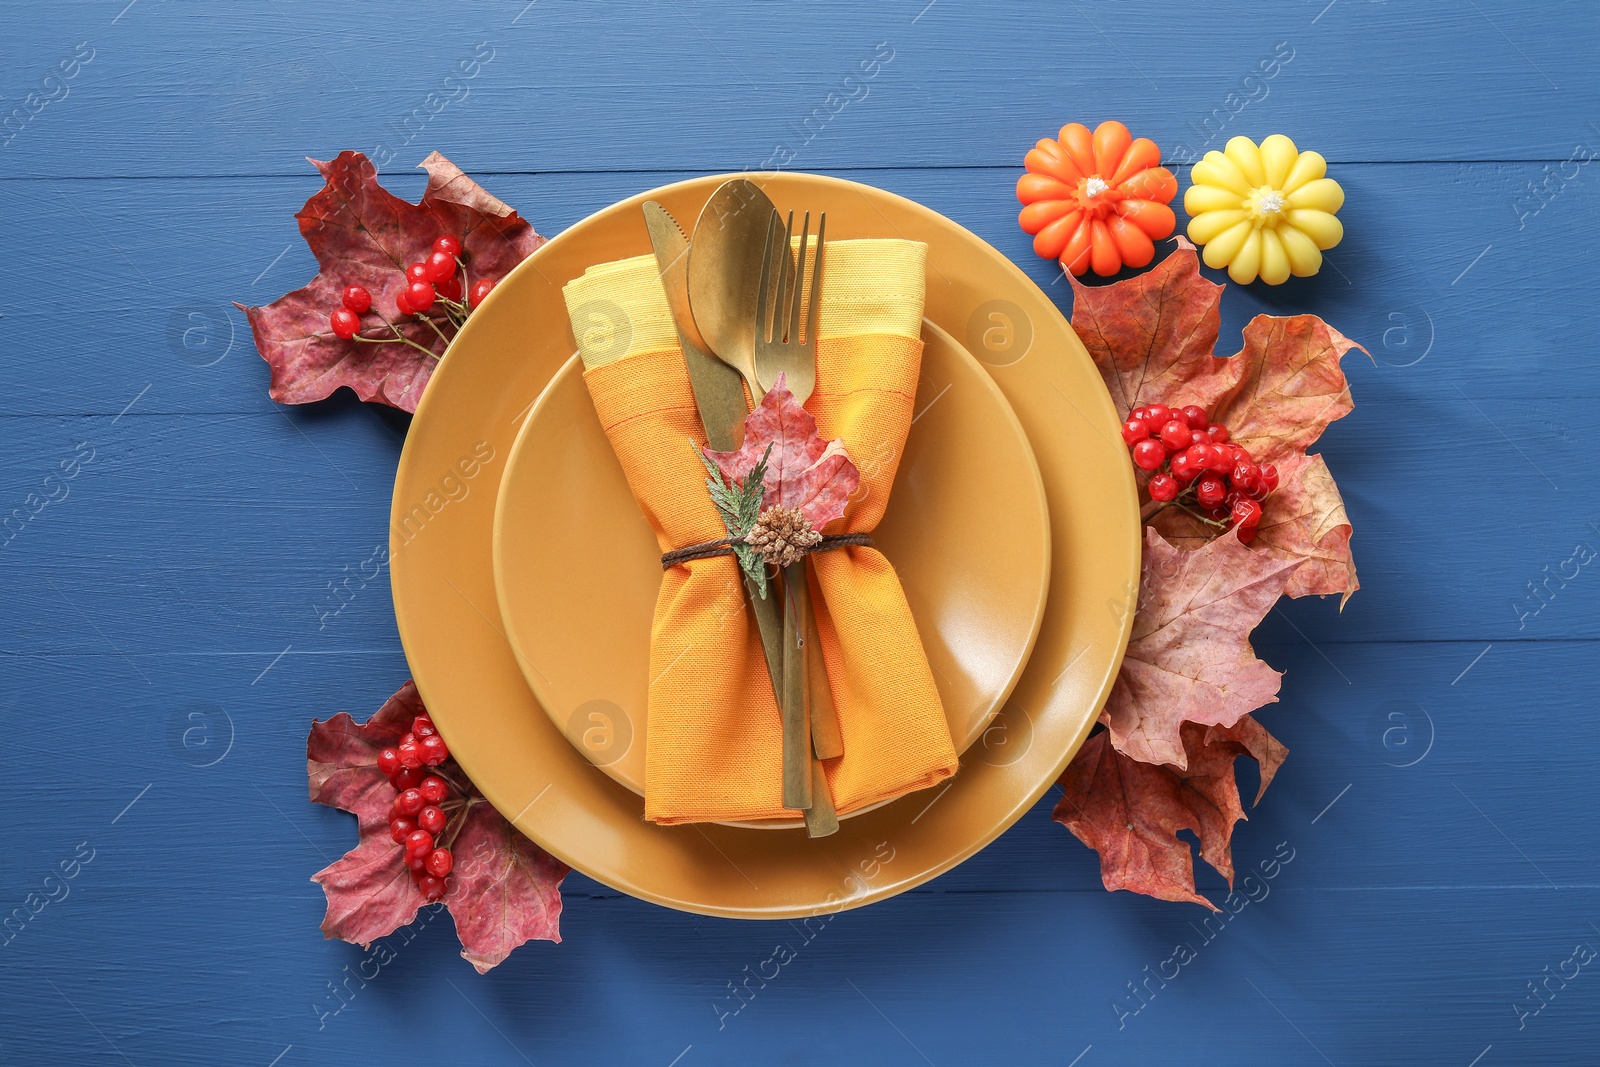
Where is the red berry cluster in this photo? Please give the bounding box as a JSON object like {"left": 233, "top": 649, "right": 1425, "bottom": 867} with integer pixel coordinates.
{"left": 1121, "top": 403, "right": 1279, "bottom": 542}
{"left": 327, "top": 235, "right": 498, "bottom": 353}
{"left": 376, "top": 712, "right": 459, "bottom": 901}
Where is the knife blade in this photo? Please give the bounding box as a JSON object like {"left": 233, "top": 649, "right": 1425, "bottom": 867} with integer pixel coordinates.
{"left": 642, "top": 202, "right": 748, "bottom": 452}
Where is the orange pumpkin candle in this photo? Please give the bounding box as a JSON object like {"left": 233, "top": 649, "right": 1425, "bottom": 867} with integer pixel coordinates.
{"left": 1016, "top": 120, "right": 1178, "bottom": 276}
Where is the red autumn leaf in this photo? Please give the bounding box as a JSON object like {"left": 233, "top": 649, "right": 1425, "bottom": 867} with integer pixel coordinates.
{"left": 704, "top": 372, "right": 859, "bottom": 530}
{"left": 1054, "top": 716, "right": 1288, "bottom": 909}
{"left": 239, "top": 151, "right": 544, "bottom": 413}
{"left": 1150, "top": 451, "right": 1356, "bottom": 603}
{"left": 308, "top": 681, "right": 568, "bottom": 973}
{"left": 1072, "top": 238, "right": 1365, "bottom": 601}
{"left": 442, "top": 801, "right": 569, "bottom": 975}
{"left": 1103, "top": 528, "right": 1300, "bottom": 769}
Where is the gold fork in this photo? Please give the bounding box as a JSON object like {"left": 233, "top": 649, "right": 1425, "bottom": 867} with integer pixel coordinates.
{"left": 754, "top": 209, "right": 824, "bottom": 402}
{"left": 753, "top": 209, "right": 830, "bottom": 815}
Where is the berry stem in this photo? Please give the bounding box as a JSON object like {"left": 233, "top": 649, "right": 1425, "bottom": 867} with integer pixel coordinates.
{"left": 429, "top": 765, "right": 473, "bottom": 796}
{"left": 439, "top": 796, "right": 485, "bottom": 851}
{"left": 415, "top": 311, "right": 456, "bottom": 349}
{"left": 366, "top": 314, "right": 444, "bottom": 359}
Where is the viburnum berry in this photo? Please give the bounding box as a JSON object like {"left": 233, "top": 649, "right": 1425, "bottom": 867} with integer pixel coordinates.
{"left": 395, "top": 289, "right": 414, "bottom": 317}
{"left": 417, "top": 873, "right": 447, "bottom": 900}
{"left": 435, "top": 274, "right": 463, "bottom": 303}
{"left": 419, "top": 775, "right": 448, "bottom": 804}
{"left": 398, "top": 741, "right": 422, "bottom": 769}
{"left": 389, "top": 817, "right": 415, "bottom": 844}
{"left": 406, "top": 262, "right": 431, "bottom": 284}
{"left": 405, "top": 829, "right": 434, "bottom": 857}
{"left": 412, "top": 715, "right": 436, "bottom": 738}
{"left": 1158, "top": 419, "right": 1192, "bottom": 451}
{"left": 397, "top": 788, "right": 425, "bottom": 816}
{"left": 342, "top": 285, "right": 372, "bottom": 314}
{"left": 405, "top": 851, "right": 428, "bottom": 871}
{"left": 418, "top": 805, "right": 446, "bottom": 834}
{"left": 392, "top": 765, "right": 424, "bottom": 792}
{"left": 376, "top": 748, "right": 401, "bottom": 778}
{"left": 425, "top": 847, "right": 453, "bottom": 878}
{"left": 424, "top": 250, "right": 456, "bottom": 284}
{"left": 1125, "top": 404, "right": 1278, "bottom": 539}
{"left": 329, "top": 308, "right": 359, "bottom": 339}
{"left": 434, "top": 235, "right": 462, "bottom": 259}
{"left": 420, "top": 734, "right": 450, "bottom": 765}
{"left": 407, "top": 279, "right": 437, "bottom": 312}
{"left": 1131, "top": 439, "right": 1166, "bottom": 471}
{"left": 469, "top": 278, "right": 496, "bottom": 307}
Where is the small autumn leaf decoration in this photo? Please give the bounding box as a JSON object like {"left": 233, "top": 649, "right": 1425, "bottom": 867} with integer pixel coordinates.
{"left": 239, "top": 151, "right": 545, "bottom": 413}
{"left": 1056, "top": 238, "right": 1366, "bottom": 908}
{"left": 308, "top": 681, "right": 568, "bottom": 973}
{"left": 700, "top": 372, "right": 860, "bottom": 586}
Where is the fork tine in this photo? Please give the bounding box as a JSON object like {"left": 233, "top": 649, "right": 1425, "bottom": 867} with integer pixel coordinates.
{"left": 805, "top": 213, "right": 825, "bottom": 346}
{"left": 775, "top": 210, "right": 794, "bottom": 343}
{"left": 787, "top": 211, "right": 810, "bottom": 346}
{"left": 755, "top": 210, "right": 779, "bottom": 344}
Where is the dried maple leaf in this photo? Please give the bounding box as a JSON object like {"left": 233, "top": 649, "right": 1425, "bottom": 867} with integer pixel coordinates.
{"left": 1104, "top": 528, "right": 1301, "bottom": 769}
{"left": 239, "top": 151, "right": 544, "bottom": 413}
{"left": 1072, "top": 238, "right": 1365, "bottom": 602}
{"left": 308, "top": 681, "right": 568, "bottom": 973}
{"left": 1150, "top": 451, "right": 1355, "bottom": 601}
{"left": 704, "top": 373, "right": 859, "bottom": 530}
{"left": 1054, "top": 716, "right": 1288, "bottom": 909}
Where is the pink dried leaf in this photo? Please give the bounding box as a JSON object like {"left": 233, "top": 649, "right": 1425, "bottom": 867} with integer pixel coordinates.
{"left": 704, "top": 372, "right": 859, "bottom": 530}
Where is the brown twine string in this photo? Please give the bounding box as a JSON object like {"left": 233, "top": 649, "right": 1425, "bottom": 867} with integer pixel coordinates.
{"left": 660, "top": 532, "right": 874, "bottom": 570}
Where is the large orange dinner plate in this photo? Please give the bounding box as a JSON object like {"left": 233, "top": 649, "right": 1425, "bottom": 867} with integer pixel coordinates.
{"left": 390, "top": 173, "right": 1138, "bottom": 918}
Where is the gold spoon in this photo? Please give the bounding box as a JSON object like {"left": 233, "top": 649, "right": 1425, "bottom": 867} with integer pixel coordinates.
{"left": 686, "top": 179, "right": 773, "bottom": 405}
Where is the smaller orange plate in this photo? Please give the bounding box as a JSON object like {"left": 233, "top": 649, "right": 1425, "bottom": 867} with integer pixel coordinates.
{"left": 492, "top": 319, "right": 1051, "bottom": 825}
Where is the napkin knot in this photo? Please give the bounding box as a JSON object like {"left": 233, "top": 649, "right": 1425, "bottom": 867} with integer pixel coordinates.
{"left": 659, "top": 531, "right": 874, "bottom": 571}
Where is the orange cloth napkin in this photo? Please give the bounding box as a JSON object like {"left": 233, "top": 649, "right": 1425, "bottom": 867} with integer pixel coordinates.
{"left": 564, "top": 239, "right": 957, "bottom": 824}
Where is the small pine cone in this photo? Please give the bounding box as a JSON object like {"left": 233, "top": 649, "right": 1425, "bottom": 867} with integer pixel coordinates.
{"left": 745, "top": 505, "right": 821, "bottom": 568}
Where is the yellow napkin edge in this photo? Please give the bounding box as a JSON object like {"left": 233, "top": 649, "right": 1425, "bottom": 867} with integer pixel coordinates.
{"left": 562, "top": 238, "right": 927, "bottom": 370}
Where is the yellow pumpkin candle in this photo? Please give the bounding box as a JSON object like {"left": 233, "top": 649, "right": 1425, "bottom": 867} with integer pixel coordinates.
{"left": 1183, "top": 134, "right": 1344, "bottom": 285}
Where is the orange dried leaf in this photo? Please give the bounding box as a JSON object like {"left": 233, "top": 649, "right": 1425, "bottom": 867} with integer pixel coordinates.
{"left": 1073, "top": 238, "right": 1365, "bottom": 601}
{"left": 1054, "top": 717, "right": 1288, "bottom": 909}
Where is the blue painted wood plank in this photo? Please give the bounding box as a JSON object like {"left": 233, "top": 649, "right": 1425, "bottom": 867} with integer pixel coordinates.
{"left": 0, "top": 392, "right": 1595, "bottom": 656}
{"left": 2, "top": 0, "right": 1595, "bottom": 177}
{"left": 0, "top": 160, "right": 1592, "bottom": 421}
{"left": 4, "top": 643, "right": 1599, "bottom": 1063}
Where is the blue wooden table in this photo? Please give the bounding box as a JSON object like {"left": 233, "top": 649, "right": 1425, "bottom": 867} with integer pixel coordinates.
{"left": 5, "top": 1, "right": 1598, "bottom": 1063}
